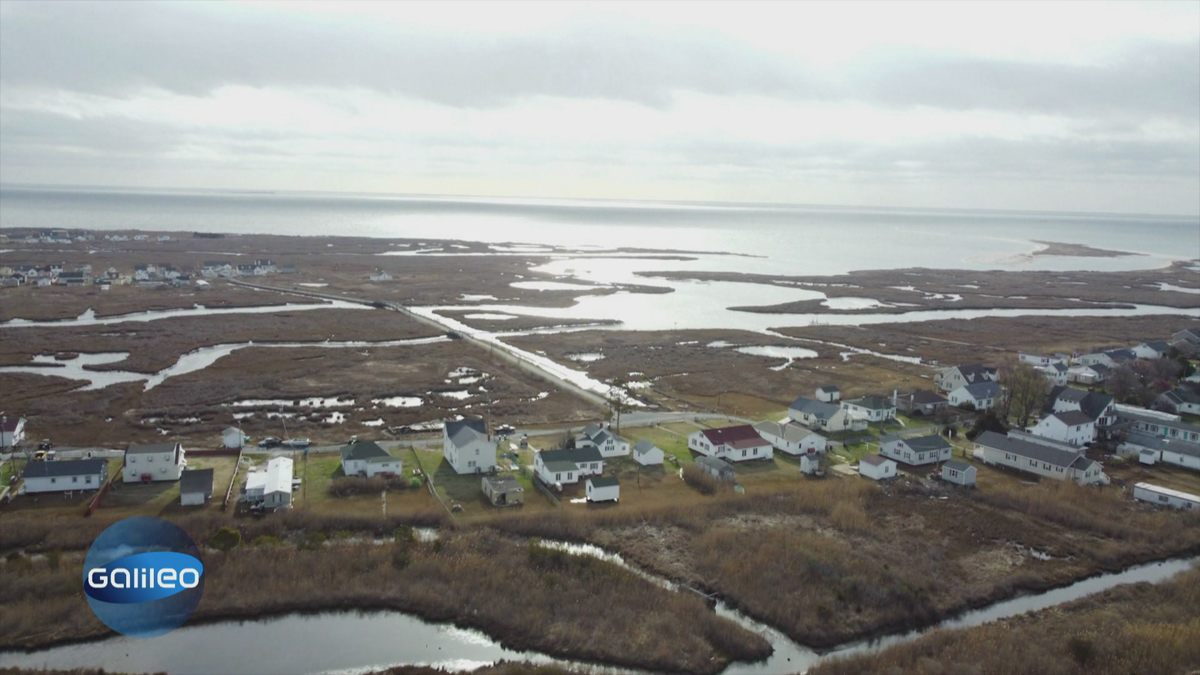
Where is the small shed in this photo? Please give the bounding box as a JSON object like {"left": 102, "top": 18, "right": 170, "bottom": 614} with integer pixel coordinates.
{"left": 586, "top": 476, "right": 620, "bottom": 502}
{"left": 941, "top": 460, "right": 976, "bottom": 487}
{"left": 799, "top": 452, "right": 821, "bottom": 476}
{"left": 632, "top": 440, "right": 665, "bottom": 466}
{"left": 222, "top": 427, "right": 245, "bottom": 450}
{"left": 180, "top": 468, "right": 215, "bottom": 506}
{"left": 695, "top": 456, "right": 735, "bottom": 482}
{"left": 482, "top": 474, "right": 525, "bottom": 507}
{"left": 1132, "top": 483, "right": 1199, "bottom": 511}
{"left": 859, "top": 454, "right": 897, "bottom": 481}
{"left": 1138, "top": 448, "right": 1159, "bottom": 465}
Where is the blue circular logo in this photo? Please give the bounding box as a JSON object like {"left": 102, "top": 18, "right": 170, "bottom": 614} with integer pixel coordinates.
{"left": 83, "top": 517, "right": 205, "bottom": 638}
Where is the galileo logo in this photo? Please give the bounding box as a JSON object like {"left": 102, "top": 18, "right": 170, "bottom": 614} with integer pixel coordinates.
{"left": 83, "top": 517, "right": 205, "bottom": 638}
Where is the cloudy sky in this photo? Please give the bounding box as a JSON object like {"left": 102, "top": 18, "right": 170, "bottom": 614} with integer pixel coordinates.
{"left": 1, "top": 1, "right": 1197, "bottom": 215}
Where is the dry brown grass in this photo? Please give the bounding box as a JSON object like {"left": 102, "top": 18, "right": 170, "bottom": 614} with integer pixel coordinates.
{"left": 810, "top": 566, "right": 1200, "bottom": 675}
{"left": 0, "top": 530, "right": 769, "bottom": 674}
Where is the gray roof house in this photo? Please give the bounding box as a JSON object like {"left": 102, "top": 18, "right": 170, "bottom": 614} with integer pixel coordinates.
{"left": 22, "top": 458, "right": 108, "bottom": 494}
{"left": 632, "top": 439, "right": 665, "bottom": 466}
{"left": 180, "top": 468, "right": 214, "bottom": 506}
{"left": 443, "top": 418, "right": 497, "bottom": 475}
{"left": 879, "top": 433, "right": 952, "bottom": 466}
{"left": 941, "top": 460, "right": 976, "bottom": 486}
{"left": 695, "top": 456, "right": 735, "bottom": 482}
{"left": 535, "top": 446, "right": 605, "bottom": 486}
{"left": 973, "top": 431, "right": 1107, "bottom": 485}
{"left": 340, "top": 440, "right": 402, "bottom": 477}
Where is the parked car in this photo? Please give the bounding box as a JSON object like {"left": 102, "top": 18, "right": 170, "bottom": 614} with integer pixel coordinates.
{"left": 37, "top": 439, "right": 53, "bottom": 451}
{"left": 257, "top": 437, "right": 282, "bottom": 448}
{"left": 495, "top": 424, "right": 516, "bottom": 436}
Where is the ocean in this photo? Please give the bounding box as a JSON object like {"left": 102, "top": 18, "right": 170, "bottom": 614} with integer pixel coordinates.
{"left": 2, "top": 184, "right": 1197, "bottom": 277}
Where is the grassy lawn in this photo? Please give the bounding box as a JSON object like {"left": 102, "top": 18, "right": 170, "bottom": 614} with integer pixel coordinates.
{"left": 623, "top": 425, "right": 697, "bottom": 468}
{"left": 292, "top": 449, "right": 437, "bottom": 517}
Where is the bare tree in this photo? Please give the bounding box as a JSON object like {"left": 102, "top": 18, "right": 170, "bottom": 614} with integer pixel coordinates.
{"left": 1105, "top": 364, "right": 1141, "bottom": 404}
{"left": 999, "top": 359, "right": 1050, "bottom": 428}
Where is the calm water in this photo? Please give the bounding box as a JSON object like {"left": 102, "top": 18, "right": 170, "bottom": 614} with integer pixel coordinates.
{"left": 2, "top": 185, "right": 1197, "bottom": 276}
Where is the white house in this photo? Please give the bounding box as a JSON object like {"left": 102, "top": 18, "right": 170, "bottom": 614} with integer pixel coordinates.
{"left": 935, "top": 364, "right": 998, "bottom": 392}
{"left": 1079, "top": 349, "right": 1137, "bottom": 369}
{"left": 245, "top": 457, "right": 293, "bottom": 508}
{"left": 1035, "top": 362, "right": 1069, "bottom": 386}
{"left": 21, "top": 459, "right": 107, "bottom": 494}
{"left": 632, "top": 439, "right": 665, "bottom": 466}
{"left": 1019, "top": 353, "right": 1068, "bottom": 368}
{"left": 788, "top": 396, "right": 863, "bottom": 432}
{"left": 1118, "top": 433, "right": 1200, "bottom": 471}
{"left": 973, "top": 431, "right": 1108, "bottom": 485}
{"left": 1067, "top": 363, "right": 1109, "bottom": 385}
{"left": 841, "top": 395, "right": 896, "bottom": 423}
{"left": 0, "top": 417, "right": 26, "bottom": 448}
{"left": 180, "top": 468, "right": 214, "bottom": 506}
{"left": 688, "top": 425, "right": 774, "bottom": 462}
{"left": 1133, "top": 483, "right": 1200, "bottom": 511}
{"left": 1116, "top": 406, "right": 1200, "bottom": 444}
{"left": 443, "top": 419, "right": 498, "bottom": 475}
{"left": 1132, "top": 341, "right": 1171, "bottom": 360}
{"left": 340, "top": 440, "right": 403, "bottom": 477}
{"left": 941, "top": 460, "right": 976, "bottom": 487}
{"left": 123, "top": 442, "right": 187, "bottom": 483}
{"left": 534, "top": 447, "right": 604, "bottom": 487}
{"left": 878, "top": 434, "right": 952, "bottom": 466}
{"left": 753, "top": 421, "right": 827, "bottom": 456}
{"left": 799, "top": 453, "right": 821, "bottom": 475}
{"left": 1027, "top": 410, "right": 1096, "bottom": 446}
{"left": 586, "top": 476, "right": 620, "bottom": 502}
{"left": 576, "top": 422, "right": 631, "bottom": 458}
{"left": 816, "top": 385, "right": 841, "bottom": 403}
{"left": 1048, "top": 386, "right": 1117, "bottom": 439}
{"left": 1172, "top": 328, "right": 1200, "bottom": 346}
{"left": 1157, "top": 388, "right": 1200, "bottom": 416}
{"left": 222, "top": 427, "right": 245, "bottom": 450}
{"left": 369, "top": 270, "right": 393, "bottom": 281}
{"left": 948, "top": 381, "right": 1003, "bottom": 411}
{"left": 897, "top": 390, "right": 949, "bottom": 416}
{"left": 858, "top": 454, "right": 897, "bottom": 481}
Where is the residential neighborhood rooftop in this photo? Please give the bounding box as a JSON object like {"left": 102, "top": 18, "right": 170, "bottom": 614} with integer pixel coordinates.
{"left": 23, "top": 458, "right": 106, "bottom": 479}
{"left": 589, "top": 476, "right": 620, "bottom": 488}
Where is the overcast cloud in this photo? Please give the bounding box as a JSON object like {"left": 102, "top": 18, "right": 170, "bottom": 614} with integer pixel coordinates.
{"left": 1, "top": 1, "right": 1197, "bottom": 214}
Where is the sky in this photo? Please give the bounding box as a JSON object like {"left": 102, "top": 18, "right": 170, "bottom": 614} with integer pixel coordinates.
{"left": 1, "top": 1, "right": 1198, "bottom": 215}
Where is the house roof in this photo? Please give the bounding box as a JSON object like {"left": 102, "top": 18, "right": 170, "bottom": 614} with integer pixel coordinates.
{"left": 1070, "top": 456, "right": 1099, "bottom": 472}
{"left": 817, "top": 385, "right": 840, "bottom": 393}
{"left": 789, "top": 397, "right": 841, "bottom": 420}
{"left": 222, "top": 427, "right": 243, "bottom": 436}
{"left": 23, "top": 458, "right": 106, "bottom": 479}
{"left": 943, "top": 459, "right": 973, "bottom": 473}
{"left": 256, "top": 457, "right": 293, "bottom": 495}
{"left": 1121, "top": 433, "right": 1200, "bottom": 458}
{"left": 483, "top": 475, "right": 523, "bottom": 492}
{"left": 0, "top": 417, "right": 24, "bottom": 432}
{"left": 907, "top": 390, "right": 948, "bottom": 405}
{"left": 180, "top": 468, "right": 214, "bottom": 495}
{"left": 126, "top": 442, "right": 179, "bottom": 455}
{"left": 695, "top": 456, "right": 733, "bottom": 472}
{"left": 540, "top": 446, "right": 604, "bottom": 466}
{"left": 1048, "top": 386, "right": 1114, "bottom": 421}
{"left": 1104, "top": 348, "right": 1137, "bottom": 361}
{"left": 954, "top": 364, "right": 998, "bottom": 383}
{"left": 1051, "top": 410, "right": 1095, "bottom": 427}
{"left": 1163, "top": 388, "right": 1200, "bottom": 405}
{"left": 698, "top": 425, "right": 771, "bottom": 447}
{"left": 905, "top": 435, "right": 952, "bottom": 452}
{"left": 860, "top": 453, "right": 893, "bottom": 467}
{"left": 975, "top": 431, "right": 1083, "bottom": 469}
{"left": 1134, "top": 482, "right": 1200, "bottom": 502}
{"left": 844, "top": 395, "right": 894, "bottom": 411}
{"left": 1116, "top": 407, "right": 1200, "bottom": 434}
{"left": 543, "top": 459, "right": 582, "bottom": 474}
{"left": 445, "top": 418, "right": 489, "bottom": 450}
{"left": 960, "top": 381, "right": 1003, "bottom": 399}
{"left": 580, "top": 422, "right": 603, "bottom": 438}
{"left": 589, "top": 476, "right": 620, "bottom": 488}
{"left": 633, "top": 440, "right": 661, "bottom": 456}
{"left": 340, "top": 440, "right": 392, "bottom": 462}
{"left": 753, "top": 420, "right": 820, "bottom": 443}
{"left": 1141, "top": 340, "right": 1170, "bottom": 352}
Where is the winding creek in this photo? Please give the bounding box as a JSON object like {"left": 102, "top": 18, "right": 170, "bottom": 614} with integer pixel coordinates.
{"left": 0, "top": 300, "right": 368, "bottom": 329}
{"left": 1, "top": 541, "right": 1195, "bottom": 675}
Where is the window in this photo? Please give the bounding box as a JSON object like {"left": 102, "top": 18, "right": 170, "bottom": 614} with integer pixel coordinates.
{"left": 50, "top": 477, "right": 56, "bottom": 483}
{"left": 1159, "top": 495, "right": 1169, "bottom": 503}
{"left": 148, "top": 455, "right": 153, "bottom": 462}
{"left": 555, "top": 473, "right": 560, "bottom": 481}
{"left": 742, "top": 449, "right": 747, "bottom": 457}
{"left": 72, "top": 476, "right": 78, "bottom": 483}
{"left": 86, "top": 476, "right": 93, "bottom": 483}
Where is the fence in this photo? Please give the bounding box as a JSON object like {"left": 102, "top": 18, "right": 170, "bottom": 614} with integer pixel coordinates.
{"left": 85, "top": 465, "right": 123, "bottom": 517}
{"left": 409, "top": 446, "right": 455, "bottom": 517}
{"left": 222, "top": 448, "right": 244, "bottom": 511}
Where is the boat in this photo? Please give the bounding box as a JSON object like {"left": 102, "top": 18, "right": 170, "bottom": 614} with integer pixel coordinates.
{"left": 281, "top": 438, "right": 311, "bottom": 448}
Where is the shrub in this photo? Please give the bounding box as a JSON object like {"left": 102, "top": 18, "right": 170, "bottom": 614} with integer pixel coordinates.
{"left": 208, "top": 527, "right": 242, "bottom": 551}
{"left": 682, "top": 464, "right": 720, "bottom": 495}
{"left": 298, "top": 531, "right": 327, "bottom": 551}
{"left": 329, "top": 474, "right": 409, "bottom": 497}
{"left": 45, "top": 548, "right": 62, "bottom": 570}
{"left": 251, "top": 535, "right": 281, "bottom": 547}
{"left": 393, "top": 525, "right": 416, "bottom": 543}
